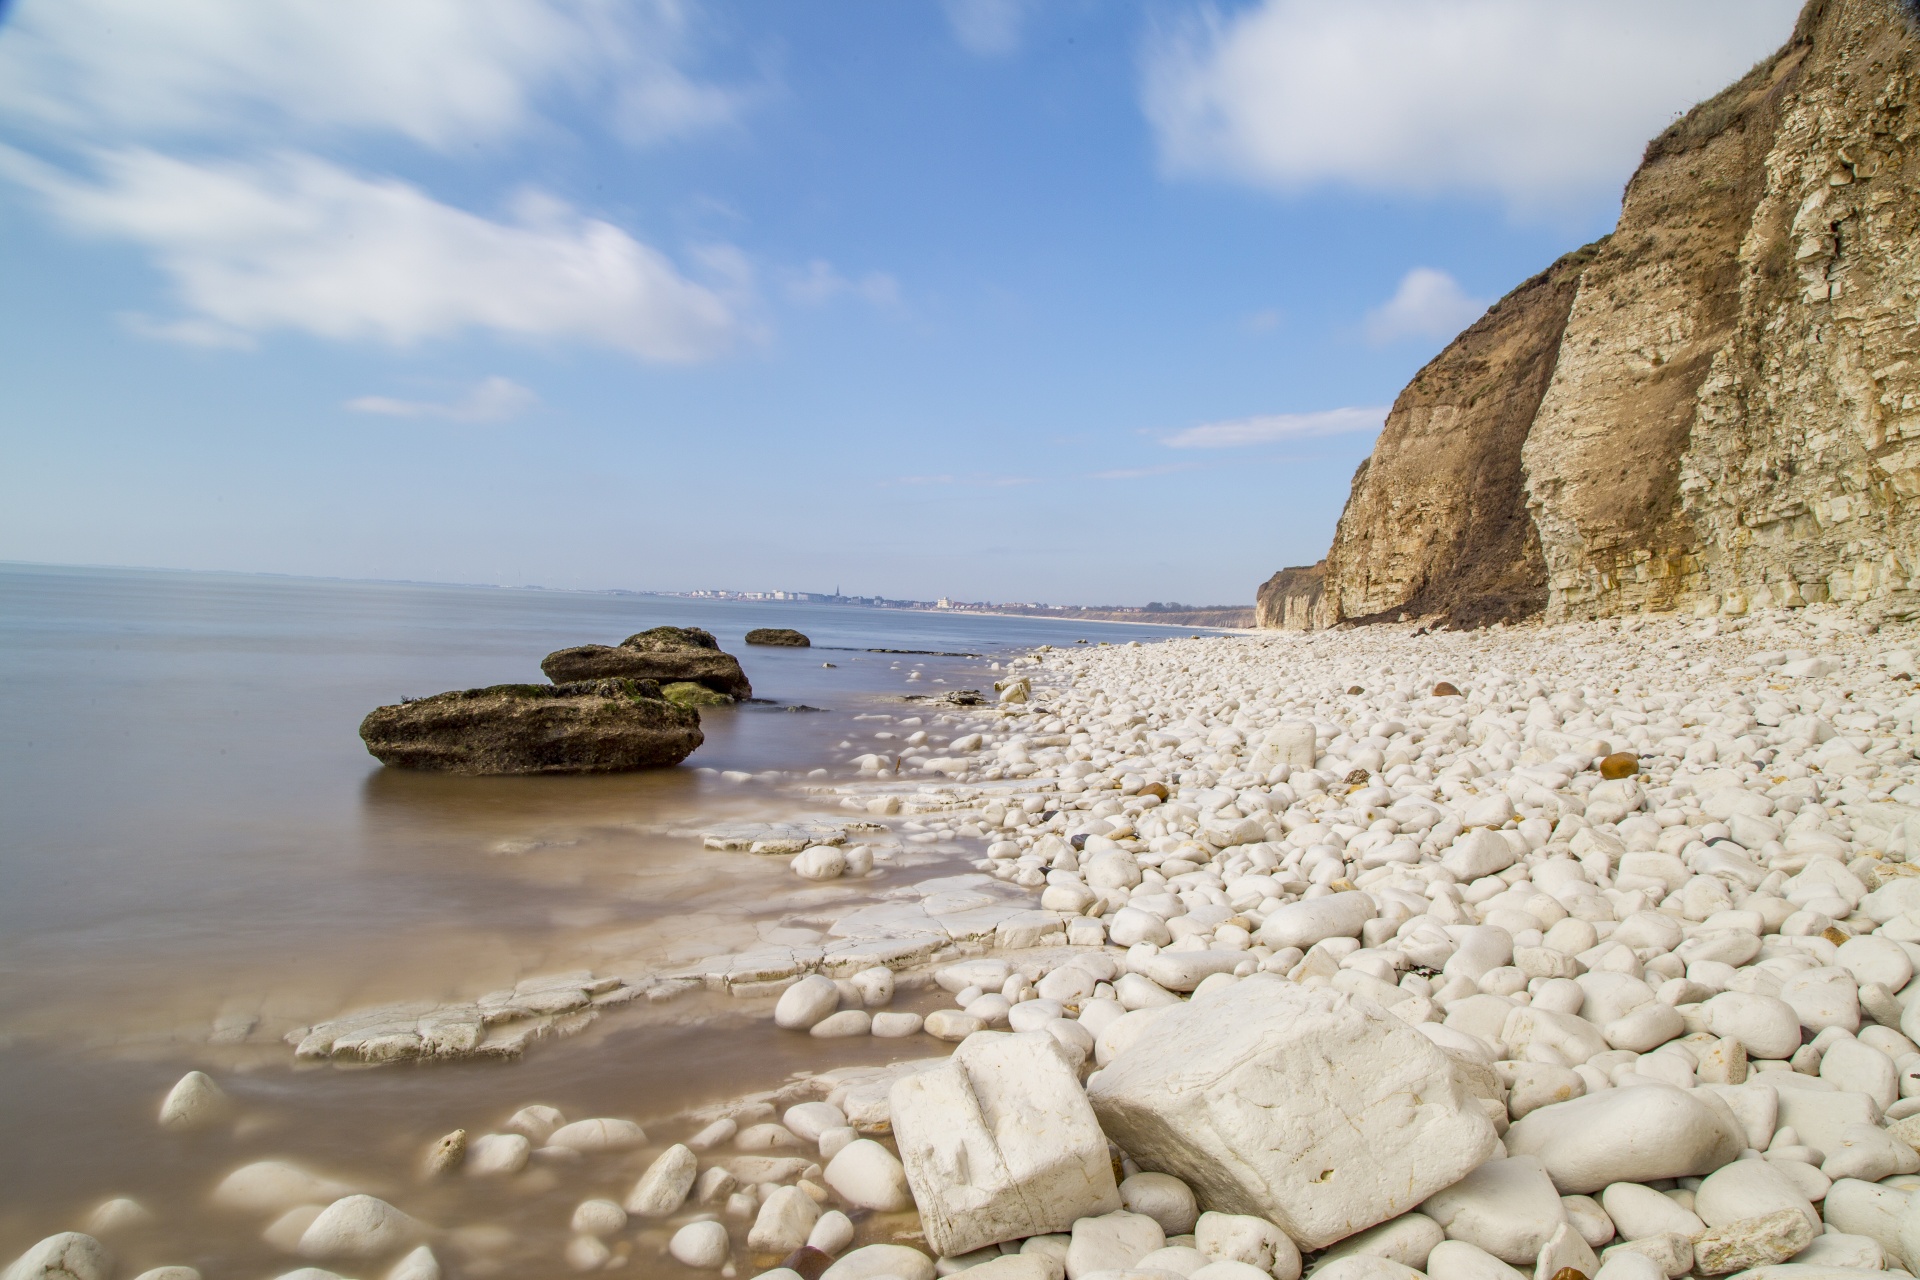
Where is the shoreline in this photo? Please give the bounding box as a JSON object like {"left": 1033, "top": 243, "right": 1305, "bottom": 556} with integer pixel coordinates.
{"left": 21, "top": 602, "right": 1920, "bottom": 1280}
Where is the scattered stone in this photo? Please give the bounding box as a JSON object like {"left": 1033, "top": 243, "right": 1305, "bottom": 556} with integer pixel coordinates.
{"left": 748, "top": 629, "right": 812, "bottom": 647}
{"left": 422, "top": 1130, "right": 465, "bottom": 1178}
{"left": 626, "top": 1145, "right": 697, "bottom": 1217}
{"left": 1692, "top": 1209, "right": 1818, "bottom": 1275}
{"left": 295, "top": 1196, "right": 421, "bottom": 1259}
{"left": 3, "top": 1234, "right": 113, "bottom": 1280}
{"left": 822, "top": 1140, "right": 911, "bottom": 1212}
{"left": 1502, "top": 1086, "right": 1745, "bottom": 1193}
{"left": 670, "top": 1221, "right": 731, "bottom": 1269}
{"left": 542, "top": 627, "right": 752, "bottom": 699}
{"left": 1599, "top": 754, "right": 1640, "bottom": 780}
{"left": 547, "top": 1118, "right": 648, "bottom": 1152}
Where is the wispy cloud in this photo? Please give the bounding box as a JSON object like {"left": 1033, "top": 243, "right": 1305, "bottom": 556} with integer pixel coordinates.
{"left": 784, "top": 260, "right": 901, "bottom": 309}
{"left": 1241, "top": 308, "right": 1282, "bottom": 334}
{"left": 1364, "top": 268, "right": 1486, "bottom": 345}
{"left": 943, "top": 0, "right": 1031, "bottom": 57}
{"left": 2, "top": 147, "right": 747, "bottom": 360}
{"left": 1161, "top": 406, "right": 1386, "bottom": 449}
{"left": 347, "top": 376, "right": 537, "bottom": 422}
{"left": 1141, "top": 0, "right": 1801, "bottom": 215}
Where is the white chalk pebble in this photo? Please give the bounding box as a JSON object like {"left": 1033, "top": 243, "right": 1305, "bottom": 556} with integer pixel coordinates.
{"left": 747, "top": 1186, "right": 819, "bottom": 1254}
{"left": 5, "top": 1234, "right": 113, "bottom": 1280}
{"left": 505, "top": 1104, "right": 566, "bottom": 1142}
{"left": 132, "top": 1270, "right": 201, "bottom": 1280}
{"left": 1120, "top": 1172, "right": 1199, "bottom": 1235}
{"left": 775, "top": 975, "right": 840, "bottom": 1031}
{"left": 626, "top": 1144, "right": 698, "bottom": 1216}
{"left": 793, "top": 846, "right": 847, "bottom": 880}
{"left": 386, "top": 1246, "right": 440, "bottom": 1280}
{"left": 823, "top": 1138, "right": 913, "bottom": 1211}
{"left": 546, "top": 1118, "right": 648, "bottom": 1152}
{"left": 810, "top": 1009, "right": 872, "bottom": 1038}
{"left": 565, "top": 1235, "right": 612, "bottom": 1272}
{"left": 669, "top": 1220, "right": 731, "bottom": 1269}
{"left": 571, "top": 1200, "right": 627, "bottom": 1237}
{"left": 808, "top": 1210, "right": 856, "bottom": 1256}
{"left": 296, "top": 1195, "right": 421, "bottom": 1259}
{"left": 783, "top": 1101, "right": 848, "bottom": 1145}
{"left": 158, "top": 1071, "right": 230, "bottom": 1130}
{"left": 872, "top": 1011, "right": 923, "bottom": 1038}
{"left": 464, "top": 1133, "right": 529, "bottom": 1176}
{"left": 86, "top": 1198, "right": 155, "bottom": 1235}
{"left": 849, "top": 966, "right": 895, "bottom": 1007}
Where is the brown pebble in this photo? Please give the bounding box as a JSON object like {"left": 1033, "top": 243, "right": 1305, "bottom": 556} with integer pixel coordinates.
{"left": 781, "top": 1247, "right": 832, "bottom": 1280}
{"left": 1347, "top": 685, "right": 1364, "bottom": 695}
{"left": 1139, "top": 782, "right": 1169, "bottom": 801}
{"left": 1823, "top": 926, "right": 1852, "bottom": 946}
{"left": 1599, "top": 752, "right": 1639, "bottom": 779}
{"left": 1344, "top": 769, "right": 1370, "bottom": 786}
{"left": 423, "top": 1128, "right": 466, "bottom": 1177}
{"left": 1549, "top": 1270, "right": 1590, "bottom": 1280}
{"left": 1432, "top": 681, "right": 1461, "bottom": 697}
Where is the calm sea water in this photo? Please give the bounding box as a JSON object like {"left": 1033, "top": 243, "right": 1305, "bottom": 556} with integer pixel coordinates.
{"left": 0, "top": 561, "right": 1216, "bottom": 1272}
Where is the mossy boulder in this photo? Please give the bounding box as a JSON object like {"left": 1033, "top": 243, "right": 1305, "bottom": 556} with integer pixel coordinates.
{"left": 745, "top": 628, "right": 811, "bottom": 647}
{"left": 541, "top": 627, "right": 751, "bottom": 698}
{"left": 662, "top": 681, "right": 733, "bottom": 708}
{"left": 359, "top": 678, "right": 703, "bottom": 774}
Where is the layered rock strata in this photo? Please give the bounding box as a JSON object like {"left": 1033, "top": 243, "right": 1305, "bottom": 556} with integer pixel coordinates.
{"left": 1265, "top": 0, "right": 1920, "bottom": 628}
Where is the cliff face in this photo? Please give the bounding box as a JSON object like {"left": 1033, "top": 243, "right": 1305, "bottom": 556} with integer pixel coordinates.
{"left": 1263, "top": 0, "right": 1920, "bottom": 628}
{"left": 1255, "top": 560, "right": 1327, "bottom": 630}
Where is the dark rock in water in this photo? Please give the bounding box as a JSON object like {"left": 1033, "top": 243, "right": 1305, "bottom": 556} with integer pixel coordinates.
{"left": 661, "top": 681, "right": 732, "bottom": 708}
{"left": 623, "top": 625, "right": 720, "bottom": 651}
{"left": 360, "top": 679, "right": 703, "bottom": 774}
{"left": 745, "top": 628, "right": 811, "bottom": 647}
{"left": 541, "top": 628, "right": 752, "bottom": 699}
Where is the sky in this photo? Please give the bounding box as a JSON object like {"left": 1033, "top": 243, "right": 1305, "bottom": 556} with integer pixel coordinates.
{"left": 0, "top": 0, "right": 1805, "bottom": 606}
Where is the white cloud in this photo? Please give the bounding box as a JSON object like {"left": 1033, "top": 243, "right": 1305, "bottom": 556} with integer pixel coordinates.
{"left": 1161, "top": 405, "right": 1386, "bottom": 449}
{"left": 0, "top": 0, "right": 747, "bottom": 149}
{"left": 1142, "top": 0, "right": 1803, "bottom": 212}
{"left": 784, "top": 260, "right": 902, "bottom": 309}
{"left": 1364, "top": 268, "right": 1486, "bottom": 345}
{"left": 348, "top": 377, "right": 538, "bottom": 423}
{"left": 943, "top": 0, "right": 1031, "bottom": 57}
{"left": 1093, "top": 462, "right": 1203, "bottom": 480}
{"left": 2, "top": 147, "right": 745, "bottom": 360}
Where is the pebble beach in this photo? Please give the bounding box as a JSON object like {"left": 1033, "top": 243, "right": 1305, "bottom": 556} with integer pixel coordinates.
{"left": 24, "top": 601, "right": 1920, "bottom": 1280}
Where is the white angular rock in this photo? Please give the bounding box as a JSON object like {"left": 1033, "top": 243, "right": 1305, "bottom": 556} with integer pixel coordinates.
{"left": 892, "top": 1030, "right": 1121, "bottom": 1257}
{"left": 1445, "top": 830, "right": 1519, "bottom": 881}
{"left": 1534, "top": 1222, "right": 1600, "bottom": 1280}
{"left": 824, "top": 1139, "right": 912, "bottom": 1212}
{"left": 625, "top": 1145, "right": 697, "bottom": 1217}
{"left": 1423, "top": 1156, "right": 1568, "bottom": 1265}
{"left": 1694, "top": 1160, "right": 1818, "bottom": 1232}
{"left": 809, "top": 1210, "right": 855, "bottom": 1257}
{"left": 1089, "top": 975, "right": 1497, "bottom": 1249}
{"left": 1502, "top": 1085, "right": 1746, "bottom": 1194}
{"left": 1193, "top": 1212, "right": 1301, "bottom": 1280}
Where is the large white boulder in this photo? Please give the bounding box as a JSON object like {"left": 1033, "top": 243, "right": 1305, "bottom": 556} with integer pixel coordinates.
{"left": 1421, "top": 1155, "right": 1567, "bottom": 1265}
{"left": 1087, "top": 975, "right": 1498, "bottom": 1249}
{"left": 891, "top": 1030, "right": 1120, "bottom": 1256}
{"left": 1502, "top": 1086, "right": 1745, "bottom": 1194}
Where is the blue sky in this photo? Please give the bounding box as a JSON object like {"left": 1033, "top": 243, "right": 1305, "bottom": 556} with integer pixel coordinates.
{"left": 0, "top": 0, "right": 1802, "bottom": 605}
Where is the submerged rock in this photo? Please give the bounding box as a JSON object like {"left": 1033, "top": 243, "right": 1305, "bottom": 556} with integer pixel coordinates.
{"left": 747, "top": 628, "right": 812, "bottom": 647}
{"left": 541, "top": 627, "right": 752, "bottom": 699}
{"left": 359, "top": 679, "right": 702, "bottom": 774}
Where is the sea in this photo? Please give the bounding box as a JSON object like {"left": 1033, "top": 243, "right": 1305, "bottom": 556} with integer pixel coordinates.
{"left": 0, "top": 561, "right": 1220, "bottom": 1276}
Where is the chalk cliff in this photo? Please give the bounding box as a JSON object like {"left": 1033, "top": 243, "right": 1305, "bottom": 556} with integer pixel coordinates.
{"left": 1263, "top": 0, "right": 1920, "bottom": 628}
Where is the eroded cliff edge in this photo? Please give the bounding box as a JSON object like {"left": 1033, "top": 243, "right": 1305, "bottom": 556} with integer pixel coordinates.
{"left": 1263, "top": 0, "right": 1920, "bottom": 629}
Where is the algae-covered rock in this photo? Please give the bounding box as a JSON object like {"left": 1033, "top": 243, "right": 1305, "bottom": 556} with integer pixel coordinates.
{"left": 360, "top": 679, "right": 703, "bottom": 774}
{"left": 746, "top": 628, "right": 811, "bottom": 647}
{"left": 541, "top": 627, "right": 751, "bottom": 698}
{"left": 662, "top": 681, "right": 732, "bottom": 708}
